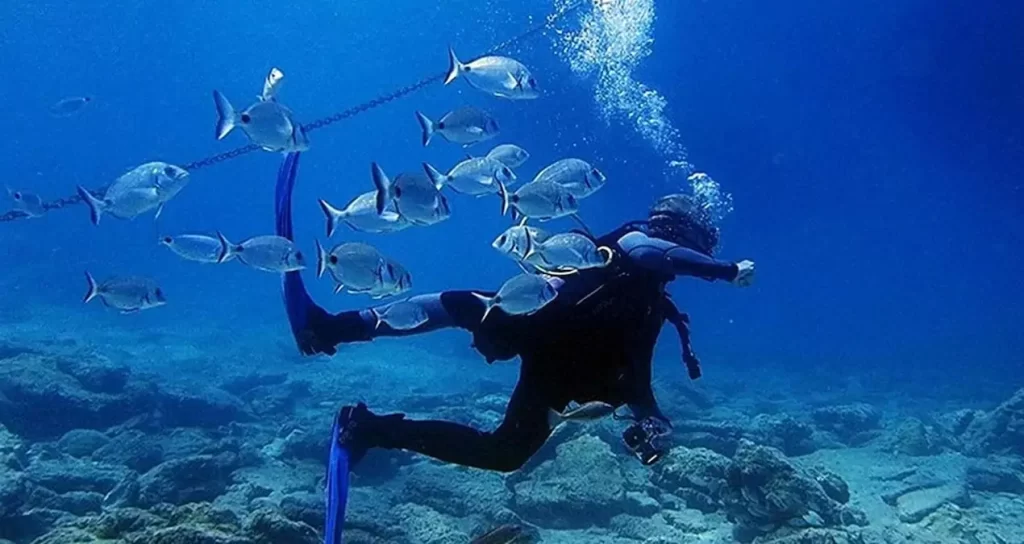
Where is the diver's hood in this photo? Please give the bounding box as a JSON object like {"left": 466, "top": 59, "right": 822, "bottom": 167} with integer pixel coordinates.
{"left": 648, "top": 194, "right": 720, "bottom": 256}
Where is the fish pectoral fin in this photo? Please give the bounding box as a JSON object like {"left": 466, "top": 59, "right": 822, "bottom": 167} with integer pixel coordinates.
{"left": 504, "top": 72, "right": 519, "bottom": 89}
{"left": 465, "top": 126, "right": 484, "bottom": 135}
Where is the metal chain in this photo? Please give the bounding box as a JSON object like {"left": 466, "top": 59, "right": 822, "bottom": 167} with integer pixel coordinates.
{"left": 0, "top": 1, "right": 585, "bottom": 224}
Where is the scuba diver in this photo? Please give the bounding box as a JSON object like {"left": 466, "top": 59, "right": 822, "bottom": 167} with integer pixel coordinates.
{"left": 292, "top": 190, "right": 756, "bottom": 471}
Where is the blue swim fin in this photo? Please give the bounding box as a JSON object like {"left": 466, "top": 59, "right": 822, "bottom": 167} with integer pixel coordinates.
{"left": 325, "top": 417, "right": 350, "bottom": 543}
{"left": 274, "top": 152, "right": 319, "bottom": 350}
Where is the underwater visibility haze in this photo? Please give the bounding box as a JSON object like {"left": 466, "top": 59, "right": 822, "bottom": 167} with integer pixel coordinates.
{"left": 1, "top": 1, "right": 1022, "bottom": 543}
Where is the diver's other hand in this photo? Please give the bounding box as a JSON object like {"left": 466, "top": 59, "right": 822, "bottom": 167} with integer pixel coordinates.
{"left": 732, "top": 260, "right": 755, "bottom": 287}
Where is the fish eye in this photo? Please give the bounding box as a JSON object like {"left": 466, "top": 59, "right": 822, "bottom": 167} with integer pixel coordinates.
{"left": 155, "top": 289, "right": 165, "bottom": 298}
{"left": 12, "top": 192, "right": 21, "bottom": 200}
{"left": 498, "top": 235, "right": 507, "bottom": 245}
{"left": 329, "top": 255, "right": 338, "bottom": 264}
{"left": 162, "top": 236, "right": 172, "bottom": 244}
{"left": 240, "top": 113, "right": 251, "bottom": 124}
{"left": 528, "top": 78, "right": 536, "bottom": 87}
{"left": 295, "top": 251, "right": 304, "bottom": 260}
{"left": 163, "top": 166, "right": 177, "bottom": 177}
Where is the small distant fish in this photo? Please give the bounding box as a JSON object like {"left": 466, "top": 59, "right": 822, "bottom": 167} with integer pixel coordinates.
{"left": 423, "top": 158, "right": 514, "bottom": 197}
{"left": 547, "top": 401, "right": 616, "bottom": 428}
{"left": 77, "top": 162, "right": 190, "bottom": 226}
{"left": 523, "top": 231, "right": 610, "bottom": 273}
{"left": 482, "top": 144, "right": 530, "bottom": 169}
{"left": 470, "top": 524, "right": 525, "bottom": 544}
{"left": 492, "top": 225, "right": 551, "bottom": 262}
{"left": 415, "top": 107, "right": 500, "bottom": 147}
{"left": 83, "top": 273, "right": 166, "bottom": 314}
{"left": 213, "top": 90, "right": 309, "bottom": 153}
{"left": 160, "top": 234, "right": 233, "bottom": 264}
{"left": 218, "top": 233, "right": 306, "bottom": 272}
{"left": 49, "top": 96, "right": 92, "bottom": 117}
{"left": 318, "top": 192, "right": 410, "bottom": 237}
{"left": 445, "top": 47, "right": 539, "bottom": 100}
{"left": 497, "top": 180, "right": 579, "bottom": 222}
{"left": 370, "top": 300, "right": 429, "bottom": 330}
{"left": 6, "top": 188, "right": 46, "bottom": 218}
{"left": 532, "top": 159, "right": 607, "bottom": 199}
{"left": 261, "top": 67, "right": 285, "bottom": 102}
{"left": 372, "top": 163, "right": 450, "bottom": 226}
{"left": 315, "top": 240, "right": 387, "bottom": 294}
{"left": 473, "top": 274, "right": 558, "bottom": 322}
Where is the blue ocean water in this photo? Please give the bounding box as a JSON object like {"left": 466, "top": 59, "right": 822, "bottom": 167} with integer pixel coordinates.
{"left": 1, "top": 0, "right": 1023, "bottom": 542}
{"left": 3, "top": 0, "right": 1019, "bottom": 394}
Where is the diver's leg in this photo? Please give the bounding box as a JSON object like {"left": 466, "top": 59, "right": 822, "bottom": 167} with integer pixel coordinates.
{"left": 301, "top": 291, "right": 488, "bottom": 355}
{"left": 340, "top": 375, "right": 552, "bottom": 472}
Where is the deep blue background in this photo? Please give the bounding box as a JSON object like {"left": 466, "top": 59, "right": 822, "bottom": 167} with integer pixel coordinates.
{"left": 1, "top": 1, "right": 1020, "bottom": 397}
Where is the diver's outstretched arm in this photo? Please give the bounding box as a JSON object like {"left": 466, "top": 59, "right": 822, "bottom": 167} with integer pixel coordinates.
{"left": 618, "top": 231, "right": 740, "bottom": 281}
{"left": 298, "top": 291, "right": 487, "bottom": 356}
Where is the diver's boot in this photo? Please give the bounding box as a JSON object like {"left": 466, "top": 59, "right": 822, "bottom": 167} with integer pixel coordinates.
{"left": 336, "top": 403, "right": 406, "bottom": 466}
{"left": 298, "top": 306, "right": 374, "bottom": 356}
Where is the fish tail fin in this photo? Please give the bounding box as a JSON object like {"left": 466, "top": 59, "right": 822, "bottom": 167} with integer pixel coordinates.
{"left": 213, "top": 90, "right": 237, "bottom": 140}
{"left": 315, "top": 239, "right": 328, "bottom": 279}
{"left": 422, "top": 162, "right": 447, "bottom": 191}
{"left": 215, "top": 231, "right": 236, "bottom": 263}
{"left": 76, "top": 185, "right": 104, "bottom": 226}
{"left": 547, "top": 408, "right": 563, "bottom": 429}
{"left": 370, "top": 309, "right": 383, "bottom": 330}
{"left": 497, "top": 180, "right": 510, "bottom": 216}
{"left": 82, "top": 270, "right": 98, "bottom": 305}
{"left": 371, "top": 162, "right": 393, "bottom": 215}
{"left": 318, "top": 199, "right": 344, "bottom": 238}
{"left": 415, "top": 111, "right": 435, "bottom": 147}
{"left": 445, "top": 46, "right": 463, "bottom": 85}
{"left": 83, "top": 272, "right": 99, "bottom": 304}
{"left": 471, "top": 292, "right": 494, "bottom": 322}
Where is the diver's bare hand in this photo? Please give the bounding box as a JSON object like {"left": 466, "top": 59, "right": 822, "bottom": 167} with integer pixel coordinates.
{"left": 732, "top": 260, "right": 755, "bottom": 287}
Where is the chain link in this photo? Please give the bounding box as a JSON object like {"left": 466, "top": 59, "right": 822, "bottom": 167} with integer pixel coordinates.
{"left": 0, "top": 1, "right": 585, "bottom": 224}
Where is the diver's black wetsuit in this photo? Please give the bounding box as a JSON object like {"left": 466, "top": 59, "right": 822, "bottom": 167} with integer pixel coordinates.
{"left": 302, "top": 223, "right": 740, "bottom": 472}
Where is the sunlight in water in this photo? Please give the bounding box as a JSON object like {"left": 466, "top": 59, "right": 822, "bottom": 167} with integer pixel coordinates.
{"left": 557, "top": 0, "right": 734, "bottom": 222}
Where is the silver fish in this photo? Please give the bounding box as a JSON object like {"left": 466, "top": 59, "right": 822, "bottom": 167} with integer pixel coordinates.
{"left": 367, "top": 258, "right": 412, "bottom": 299}
{"left": 372, "top": 163, "right": 450, "bottom": 226}
{"left": 261, "top": 67, "right": 284, "bottom": 102}
{"left": 219, "top": 234, "right": 306, "bottom": 272}
{"left": 49, "top": 96, "right": 91, "bottom": 117}
{"left": 492, "top": 225, "right": 551, "bottom": 262}
{"left": 160, "top": 234, "right": 233, "bottom": 264}
{"left": 370, "top": 300, "right": 429, "bottom": 330}
{"left": 77, "top": 162, "right": 190, "bottom": 226}
{"left": 213, "top": 90, "right": 309, "bottom": 153}
{"left": 415, "top": 107, "right": 499, "bottom": 147}
{"left": 472, "top": 274, "right": 558, "bottom": 322}
{"left": 315, "top": 240, "right": 387, "bottom": 294}
{"left": 484, "top": 144, "right": 530, "bottom": 169}
{"left": 524, "top": 231, "right": 609, "bottom": 272}
{"left": 318, "top": 192, "right": 410, "bottom": 237}
{"left": 423, "top": 158, "right": 514, "bottom": 196}
{"left": 83, "top": 273, "right": 166, "bottom": 314}
{"left": 533, "top": 158, "right": 607, "bottom": 199}
{"left": 498, "top": 180, "right": 579, "bottom": 221}
{"left": 547, "top": 401, "right": 616, "bottom": 427}
{"left": 445, "top": 47, "right": 539, "bottom": 100}
{"left": 6, "top": 188, "right": 45, "bottom": 218}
